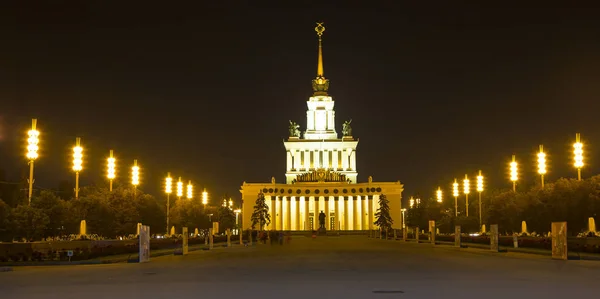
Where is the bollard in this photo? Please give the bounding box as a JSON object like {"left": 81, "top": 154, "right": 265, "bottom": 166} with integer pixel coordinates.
{"left": 429, "top": 220, "right": 436, "bottom": 245}
{"left": 454, "top": 225, "right": 461, "bottom": 248}
{"left": 394, "top": 229, "right": 397, "bottom": 240}
{"left": 182, "top": 227, "right": 189, "bottom": 255}
{"left": 239, "top": 230, "right": 243, "bottom": 245}
{"left": 551, "top": 222, "right": 567, "bottom": 260}
{"left": 490, "top": 224, "right": 499, "bottom": 252}
{"left": 209, "top": 228, "right": 214, "bottom": 250}
{"left": 415, "top": 227, "right": 420, "bottom": 243}
{"left": 513, "top": 234, "right": 518, "bottom": 248}
{"left": 402, "top": 227, "right": 407, "bottom": 241}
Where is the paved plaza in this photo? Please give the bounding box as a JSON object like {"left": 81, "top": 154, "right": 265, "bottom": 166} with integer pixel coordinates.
{"left": 1, "top": 236, "right": 600, "bottom": 299}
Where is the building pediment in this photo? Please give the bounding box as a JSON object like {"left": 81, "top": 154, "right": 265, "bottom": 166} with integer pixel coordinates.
{"left": 292, "top": 168, "right": 350, "bottom": 184}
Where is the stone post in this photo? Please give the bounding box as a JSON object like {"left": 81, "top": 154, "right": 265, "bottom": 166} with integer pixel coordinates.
{"left": 239, "top": 229, "right": 243, "bottom": 245}
{"left": 428, "top": 220, "right": 436, "bottom": 245}
{"left": 490, "top": 224, "right": 499, "bottom": 252}
{"left": 454, "top": 225, "right": 461, "bottom": 248}
{"left": 402, "top": 227, "right": 407, "bottom": 241}
{"left": 551, "top": 222, "right": 567, "bottom": 260}
{"left": 209, "top": 228, "right": 214, "bottom": 249}
{"left": 415, "top": 227, "right": 420, "bottom": 243}
{"left": 182, "top": 227, "right": 189, "bottom": 255}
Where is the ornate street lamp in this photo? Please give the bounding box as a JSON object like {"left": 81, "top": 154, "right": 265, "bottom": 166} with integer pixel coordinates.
{"left": 463, "top": 175, "right": 470, "bottom": 217}
{"left": 26, "top": 119, "right": 40, "bottom": 205}
{"left": 107, "top": 150, "right": 116, "bottom": 192}
{"left": 131, "top": 159, "right": 140, "bottom": 198}
{"left": 187, "top": 180, "right": 193, "bottom": 200}
{"left": 537, "top": 145, "right": 547, "bottom": 189}
{"left": 165, "top": 173, "right": 173, "bottom": 235}
{"left": 452, "top": 179, "right": 459, "bottom": 217}
{"left": 436, "top": 187, "right": 442, "bottom": 203}
{"left": 510, "top": 155, "right": 518, "bottom": 192}
{"left": 574, "top": 133, "right": 584, "bottom": 180}
{"left": 476, "top": 170, "right": 484, "bottom": 229}
{"left": 72, "top": 138, "right": 83, "bottom": 199}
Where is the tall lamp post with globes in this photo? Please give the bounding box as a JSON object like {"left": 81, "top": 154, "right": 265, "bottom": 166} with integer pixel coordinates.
{"left": 165, "top": 173, "right": 173, "bottom": 235}
{"left": 202, "top": 188, "right": 208, "bottom": 208}
{"left": 131, "top": 160, "right": 140, "bottom": 199}
{"left": 452, "top": 179, "right": 459, "bottom": 217}
{"left": 187, "top": 181, "right": 193, "bottom": 200}
{"left": 436, "top": 187, "right": 442, "bottom": 203}
{"left": 537, "top": 145, "right": 547, "bottom": 189}
{"left": 176, "top": 177, "right": 183, "bottom": 200}
{"left": 26, "top": 119, "right": 40, "bottom": 205}
{"left": 510, "top": 155, "right": 518, "bottom": 192}
{"left": 72, "top": 138, "right": 83, "bottom": 199}
{"left": 574, "top": 133, "right": 584, "bottom": 180}
{"left": 107, "top": 150, "right": 116, "bottom": 192}
{"left": 463, "top": 175, "right": 470, "bottom": 217}
{"left": 476, "top": 170, "right": 484, "bottom": 230}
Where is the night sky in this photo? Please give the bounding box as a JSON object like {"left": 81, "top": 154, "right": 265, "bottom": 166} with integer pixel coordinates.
{"left": 1, "top": 3, "right": 599, "bottom": 205}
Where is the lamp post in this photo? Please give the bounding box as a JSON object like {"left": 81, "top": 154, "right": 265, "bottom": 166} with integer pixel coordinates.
{"left": 26, "top": 119, "right": 40, "bottom": 205}
{"left": 409, "top": 197, "right": 415, "bottom": 208}
{"left": 537, "top": 145, "right": 547, "bottom": 189}
{"left": 401, "top": 208, "right": 406, "bottom": 228}
{"left": 463, "top": 175, "right": 470, "bottom": 217}
{"left": 165, "top": 173, "right": 173, "bottom": 235}
{"left": 187, "top": 180, "right": 193, "bottom": 200}
{"left": 510, "top": 155, "right": 518, "bottom": 192}
{"left": 234, "top": 208, "right": 241, "bottom": 227}
{"left": 436, "top": 187, "right": 442, "bottom": 203}
{"left": 476, "top": 170, "right": 484, "bottom": 230}
{"left": 176, "top": 177, "right": 183, "bottom": 200}
{"left": 131, "top": 159, "right": 139, "bottom": 199}
{"left": 107, "top": 150, "right": 116, "bottom": 192}
{"left": 452, "top": 179, "right": 459, "bottom": 217}
{"left": 202, "top": 188, "right": 208, "bottom": 209}
{"left": 229, "top": 198, "right": 233, "bottom": 210}
{"left": 574, "top": 133, "right": 584, "bottom": 180}
{"left": 72, "top": 138, "right": 83, "bottom": 199}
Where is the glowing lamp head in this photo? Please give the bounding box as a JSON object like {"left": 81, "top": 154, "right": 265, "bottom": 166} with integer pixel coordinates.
{"left": 229, "top": 199, "right": 233, "bottom": 208}
{"left": 436, "top": 187, "right": 442, "bottom": 203}
{"left": 537, "top": 145, "right": 547, "bottom": 175}
{"left": 131, "top": 160, "right": 140, "bottom": 186}
{"left": 72, "top": 138, "right": 83, "bottom": 172}
{"left": 574, "top": 133, "right": 583, "bottom": 168}
{"left": 476, "top": 171, "right": 484, "bottom": 192}
{"left": 463, "top": 175, "right": 470, "bottom": 195}
{"left": 202, "top": 189, "right": 208, "bottom": 205}
{"left": 409, "top": 197, "right": 415, "bottom": 208}
{"left": 107, "top": 150, "right": 116, "bottom": 180}
{"left": 510, "top": 155, "right": 518, "bottom": 182}
{"left": 176, "top": 178, "right": 183, "bottom": 197}
{"left": 187, "top": 181, "right": 193, "bottom": 199}
{"left": 165, "top": 173, "right": 172, "bottom": 194}
{"left": 26, "top": 120, "right": 40, "bottom": 160}
{"left": 452, "top": 180, "right": 459, "bottom": 197}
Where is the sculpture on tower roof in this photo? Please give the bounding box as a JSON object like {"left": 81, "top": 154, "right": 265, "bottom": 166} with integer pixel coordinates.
{"left": 288, "top": 120, "right": 301, "bottom": 138}
{"left": 342, "top": 119, "right": 353, "bottom": 137}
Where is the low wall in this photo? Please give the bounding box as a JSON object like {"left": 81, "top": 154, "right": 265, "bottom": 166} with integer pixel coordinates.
{"left": 434, "top": 235, "right": 600, "bottom": 253}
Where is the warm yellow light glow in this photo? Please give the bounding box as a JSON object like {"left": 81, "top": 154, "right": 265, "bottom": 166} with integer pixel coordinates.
{"left": 187, "top": 181, "right": 193, "bottom": 199}
{"left": 463, "top": 175, "right": 470, "bottom": 195}
{"left": 476, "top": 171, "right": 483, "bottom": 192}
{"left": 72, "top": 138, "right": 83, "bottom": 172}
{"left": 436, "top": 187, "right": 442, "bottom": 203}
{"left": 165, "top": 173, "right": 172, "bottom": 194}
{"left": 229, "top": 199, "right": 233, "bottom": 208}
{"left": 26, "top": 119, "right": 40, "bottom": 160}
{"left": 452, "top": 179, "right": 459, "bottom": 197}
{"left": 202, "top": 189, "right": 208, "bottom": 205}
{"left": 510, "top": 155, "right": 518, "bottom": 182}
{"left": 574, "top": 133, "right": 583, "bottom": 168}
{"left": 176, "top": 177, "right": 183, "bottom": 197}
{"left": 409, "top": 197, "right": 415, "bottom": 208}
{"left": 234, "top": 209, "right": 241, "bottom": 214}
{"left": 131, "top": 160, "right": 140, "bottom": 186}
{"left": 107, "top": 150, "right": 116, "bottom": 180}
{"left": 537, "top": 145, "right": 547, "bottom": 175}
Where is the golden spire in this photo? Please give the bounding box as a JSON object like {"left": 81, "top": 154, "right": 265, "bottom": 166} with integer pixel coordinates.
{"left": 316, "top": 22, "right": 325, "bottom": 76}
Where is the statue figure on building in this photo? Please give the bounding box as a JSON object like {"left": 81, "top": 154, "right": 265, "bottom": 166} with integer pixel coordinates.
{"left": 342, "top": 119, "right": 353, "bottom": 136}
{"left": 318, "top": 211, "right": 326, "bottom": 230}
{"left": 288, "top": 120, "right": 301, "bottom": 138}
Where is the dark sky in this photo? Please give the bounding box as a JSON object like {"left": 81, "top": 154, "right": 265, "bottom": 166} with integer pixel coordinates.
{"left": 1, "top": 2, "right": 599, "bottom": 205}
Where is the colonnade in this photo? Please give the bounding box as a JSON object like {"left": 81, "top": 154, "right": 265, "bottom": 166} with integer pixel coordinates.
{"left": 265, "top": 195, "right": 378, "bottom": 231}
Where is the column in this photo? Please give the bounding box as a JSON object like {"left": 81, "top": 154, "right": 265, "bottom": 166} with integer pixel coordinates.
{"left": 303, "top": 150, "right": 310, "bottom": 170}
{"left": 294, "top": 150, "right": 301, "bottom": 170}
{"left": 341, "top": 149, "right": 347, "bottom": 170}
{"left": 350, "top": 150, "right": 356, "bottom": 170}
{"left": 323, "top": 150, "right": 329, "bottom": 170}
{"left": 362, "top": 196, "right": 368, "bottom": 230}
{"left": 353, "top": 196, "right": 359, "bottom": 230}
{"left": 334, "top": 197, "right": 340, "bottom": 230}
{"left": 314, "top": 150, "right": 320, "bottom": 169}
{"left": 286, "top": 197, "right": 292, "bottom": 231}
{"left": 368, "top": 195, "right": 374, "bottom": 230}
{"left": 279, "top": 197, "right": 284, "bottom": 230}
{"left": 344, "top": 197, "right": 350, "bottom": 230}
{"left": 305, "top": 197, "right": 310, "bottom": 230}
{"left": 332, "top": 150, "right": 338, "bottom": 170}
{"left": 324, "top": 196, "right": 329, "bottom": 230}
{"left": 271, "top": 196, "right": 277, "bottom": 230}
{"left": 286, "top": 151, "right": 292, "bottom": 171}
{"left": 295, "top": 196, "right": 300, "bottom": 231}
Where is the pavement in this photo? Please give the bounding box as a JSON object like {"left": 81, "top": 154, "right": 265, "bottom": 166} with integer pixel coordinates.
{"left": 1, "top": 236, "right": 600, "bottom": 299}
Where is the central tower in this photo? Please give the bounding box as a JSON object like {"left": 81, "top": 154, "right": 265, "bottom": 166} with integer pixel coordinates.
{"left": 283, "top": 23, "right": 359, "bottom": 184}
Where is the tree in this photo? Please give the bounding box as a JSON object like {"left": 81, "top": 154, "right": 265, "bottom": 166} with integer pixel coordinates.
{"left": 10, "top": 205, "right": 49, "bottom": 241}
{"left": 217, "top": 206, "right": 236, "bottom": 232}
{"left": 250, "top": 192, "right": 270, "bottom": 230}
{"left": 374, "top": 194, "right": 393, "bottom": 232}
{"left": 0, "top": 199, "right": 11, "bottom": 241}
{"left": 32, "top": 190, "right": 76, "bottom": 237}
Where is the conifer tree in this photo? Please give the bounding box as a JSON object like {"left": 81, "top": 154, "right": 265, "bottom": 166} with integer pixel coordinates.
{"left": 250, "top": 192, "right": 271, "bottom": 230}
{"left": 374, "top": 194, "right": 393, "bottom": 233}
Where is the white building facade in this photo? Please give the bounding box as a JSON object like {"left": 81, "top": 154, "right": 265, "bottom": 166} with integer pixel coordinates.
{"left": 241, "top": 24, "right": 403, "bottom": 231}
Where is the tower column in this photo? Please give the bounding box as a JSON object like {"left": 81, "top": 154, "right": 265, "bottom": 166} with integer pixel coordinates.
{"left": 270, "top": 196, "right": 276, "bottom": 230}
{"left": 334, "top": 197, "right": 340, "bottom": 230}
{"left": 314, "top": 150, "right": 320, "bottom": 169}
{"left": 303, "top": 150, "right": 310, "bottom": 170}
{"left": 295, "top": 196, "right": 300, "bottom": 231}
{"left": 368, "top": 195, "right": 374, "bottom": 230}
{"left": 286, "top": 151, "right": 292, "bottom": 171}
{"left": 344, "top": 197, "right": 350, "bottom": 230}
{"left": 323, "top": 150, "right": 329, "bottom": 169}
{"left": 350, "top": 150, "right": 356, "bottom": 170}
{"left": 305, "top": 197, "right": 311, "bottom": 230}
{"left": 353, "top": 196, "right": 359, "bottom": 230}
{"left": 332, "top": 150, "right": 339, "bottom": 170}
{"left": 294, "top": 150, "right": 301, "bottom": 170}
{"left": 286, "top": 197, "right": 292, "bottom": 230}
